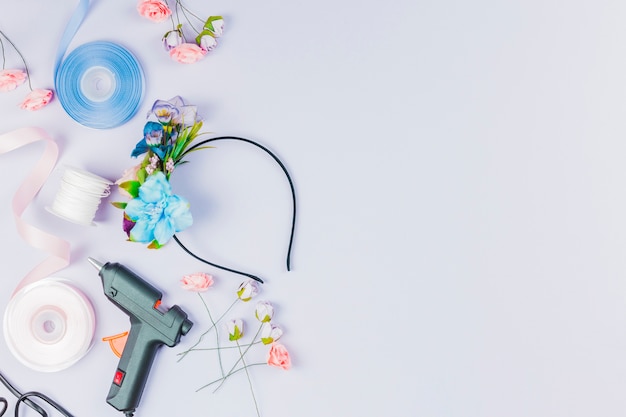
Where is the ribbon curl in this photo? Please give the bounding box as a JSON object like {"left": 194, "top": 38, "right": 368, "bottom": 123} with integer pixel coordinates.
{"left": 0, "top": 127, "right": 70, "bottom": 295}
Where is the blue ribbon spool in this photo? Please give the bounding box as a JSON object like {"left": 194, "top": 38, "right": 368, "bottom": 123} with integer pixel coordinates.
{"left": 55, "top": 41, "right": 145, "bottom": 129}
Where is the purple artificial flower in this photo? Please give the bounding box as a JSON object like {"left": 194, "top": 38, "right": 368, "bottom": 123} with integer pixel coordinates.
{"left": 148, "top": 96, "right": 198, "bottom": 126}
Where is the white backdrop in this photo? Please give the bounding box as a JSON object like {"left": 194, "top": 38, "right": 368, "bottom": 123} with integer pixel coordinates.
{"left": 1, "top": 1, "right": 626, "bottom": 416}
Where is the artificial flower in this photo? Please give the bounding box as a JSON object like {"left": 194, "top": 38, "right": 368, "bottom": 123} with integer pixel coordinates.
{"left": 198, "top": 34, "right": 217, "bottom": 53}
{"left": 237, "top": 280, "right": 259, "bottom": 302}
{"left": 0, "top": 69, "right": 27, "bottom": 92}
{"left": 165, "top": 158, "right": 175, "bottom": 173}
{"left": 255, "top": 301, "right": 274, "bottom": 323}
{"left": 227, "top": 319, "right": 244, "bottom": 341}
{"left": 267, "top": 343, "right": 291, "bottom": 370}
{"left": 149, "top": 96, "right": 197, "bottom": 126}
{"left": 205, "top": 16, "right": 224, "bottom": 37}
{"left": 144, "top": 121, "right": 164, "bottom": 146}
{"left": 181, "top": 272, "right": 214, "bottom": 292}
{"left": 19, "top": 89, "right": 53, "bottom": 111}
{"left": 115, "top": 164, "right": 141, "bottom": 187}
{"left": 169, "top": 43, "right": 207, "bottom": 64}
{"left": 260, "top": 323, "right": 283, "bottom": 345}
{"left": 124, "top": 171, "right": 193, "bottom": 246}
{"left": 163, "top": 28, "right": 183, "bottom": 51}
{"left": 137, "top": 0, "right": 172, "bottom": 22}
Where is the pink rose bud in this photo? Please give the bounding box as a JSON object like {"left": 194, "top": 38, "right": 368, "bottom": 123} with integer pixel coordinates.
{"left": 261, "top": 323, "right": 283, "bottom": 345}
{"left": 237, "top": 280, "right": 259, "bottom": 302}
{"left": 169, "top": 43, "right": 207, "bottom": 64}
{"left": 267, "top": 342, "right": 291, "bottom": 370}
{"left": 180, "top": 272, "right": 214, "bottom": 292}
{"left": 0, "top": 69, "right": 27, "bottom": 92}
{"left": 19, "top": 89, "right": 53, "bottom": 111}
{"left": 255, "top": 301, "right": 274, "bottom": 323}
{"left": 137, "top": 0, "right": 172, "bottom": 22}
{"left": 227, "top": 319, "right": 244, "bottom": 341}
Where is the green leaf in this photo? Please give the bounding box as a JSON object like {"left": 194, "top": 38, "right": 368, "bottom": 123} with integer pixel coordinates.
{"left": 119, "top": 181, "right": 141, "bottom": 198}
{"left": 195, "top": 30, "right": 214, "bottom": 46}
{"left": 148, "top": 240, "right": 162, "bottom": 249}
{"left": 111, "top": 202, "right": 127, "bottom": 209}
{"left": 137, "top": 168, "right": 147, "bottom": 183}
{"left": 204, "top": 16, "right": 223, "bottom": 33}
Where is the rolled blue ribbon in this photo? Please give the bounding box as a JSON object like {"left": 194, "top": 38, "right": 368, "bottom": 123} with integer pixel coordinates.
{"left": 55, "top": 41, "right": 145, "bottom": 129}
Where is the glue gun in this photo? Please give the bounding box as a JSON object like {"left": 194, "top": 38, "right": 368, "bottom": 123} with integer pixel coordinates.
{"left": 88, "top": 258, "right": 193, "bottom": 417}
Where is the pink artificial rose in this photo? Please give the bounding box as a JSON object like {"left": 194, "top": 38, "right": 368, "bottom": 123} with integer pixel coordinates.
{"left": 115, "top": 164, "right": 141, "bottom": 197}
{"left": 0, "top": 69, "right": 27, "bottom": 92}
{"left": 20, "top": 89, "right": 53, "bottom": 111}
{"left": 169, "top": 43, "right": 207, "bottom": 64}
{"left": 181, "top": 272, "right": 214, "bottom": 292}
{"left": 137, "top": 0, "right": 171, "bottom": 22}
{"left": 267, "top": 343, "right": 291, "bottom": 370}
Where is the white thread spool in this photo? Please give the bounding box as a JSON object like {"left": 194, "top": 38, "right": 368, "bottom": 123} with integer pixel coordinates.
{"left": 47, "top": 166, "right": 112, "bottom": 226}
{"left": 3, "top": 278, "right": 96, "bottom": 372}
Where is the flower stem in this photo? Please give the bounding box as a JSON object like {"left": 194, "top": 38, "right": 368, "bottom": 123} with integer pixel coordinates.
{"left": 195, "top": 363, "right": 265, "bottom": 392}
{"left": 237, "top": 340, "right": 261, "bottom": 417}
{"left": 0, "top": 38, "right": 5, "bottom": 70}
{"left": 213, "top": 323, "right": 263, "bottom": 393}
{"left": 177, "top": 340, "right": 261, "bottom": 353}
{"left": 199, "top": 293, "right": 225, "bottom": 377}
{"left": 0, "top": 30, "right": 32, "bottom": 90}
{"left": 177, "top": 298, "right": 238, "bottom": 361}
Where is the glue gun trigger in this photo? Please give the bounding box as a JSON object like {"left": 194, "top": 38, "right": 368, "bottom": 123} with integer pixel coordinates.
{"left": 102, "top": 331, "right": 129, "bottom": 358}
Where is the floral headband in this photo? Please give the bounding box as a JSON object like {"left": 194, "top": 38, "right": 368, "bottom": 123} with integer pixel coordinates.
{"left": 113, "top": 96, "right": 296, "bottom": 283}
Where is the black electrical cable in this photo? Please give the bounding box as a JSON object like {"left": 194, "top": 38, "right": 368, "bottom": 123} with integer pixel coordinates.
{"left": 0, "top": 371, "right": 75, "bottom": 417}
{"left": 0, "top": 372, "right": 47, "bottom": 417}
{"left": 15, "top": 392, "right": 74, "bottom": 417}
{"left": 0, "top": 398, "right": 7, "bottom": 417}
{"left": 173, "top": 136, "right": 297, "bottom": 283}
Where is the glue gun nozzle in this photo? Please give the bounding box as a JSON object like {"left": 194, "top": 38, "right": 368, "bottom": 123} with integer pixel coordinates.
{"left": 88, "top": 257, "right": 104, "bottom": 272}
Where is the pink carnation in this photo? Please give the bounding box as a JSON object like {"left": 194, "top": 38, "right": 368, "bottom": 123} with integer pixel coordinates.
{"left": 137, "top": 0, "right": 172, "bottom": 22}
{"left": 181, "top": 272, "right": 214, "bottom": 292}
{"left": 20, "top": 89, "right": 53, "bottom": 111}
{"left": 0, "top": 69, "right": 27, "bottom": 92}
{"left": 267, "top": 343, "right": 291, "bottom": 370}
{"left": 169, "top": 43, "right": 207, "bottom": 64}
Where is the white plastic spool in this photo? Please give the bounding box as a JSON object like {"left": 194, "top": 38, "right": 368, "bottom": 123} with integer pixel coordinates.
{"left": 47, "top": 166, "right": 112, "bottom": 226}
{"left": 3, "top": 278, "right": 96, "bottom": 372}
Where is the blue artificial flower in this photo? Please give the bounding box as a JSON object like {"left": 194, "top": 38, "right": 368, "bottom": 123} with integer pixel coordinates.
{"left": 131, "top": 122, "right": 170, "bottom": 159}
{"left": 124, "top": 172, "right": 193, "bottom": 246}
{"left": 144, "top": 121, "right": 164, "bottom": 145}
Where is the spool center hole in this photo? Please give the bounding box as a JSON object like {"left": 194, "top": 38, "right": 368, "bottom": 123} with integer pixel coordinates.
{"left": 42, "top": 320, "right": 56, "bottom": 333}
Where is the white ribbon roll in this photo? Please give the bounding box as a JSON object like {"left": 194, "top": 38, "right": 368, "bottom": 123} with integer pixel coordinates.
{"left": 3, "top": 278, "right": 96, "bottom": 372}
{"left": 47, "top": 166, "right": 112, "bottom": 226}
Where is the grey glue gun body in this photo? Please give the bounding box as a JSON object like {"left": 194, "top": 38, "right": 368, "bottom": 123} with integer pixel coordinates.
{"left": 89, "top": 258, "right": 193, "bottom": 416}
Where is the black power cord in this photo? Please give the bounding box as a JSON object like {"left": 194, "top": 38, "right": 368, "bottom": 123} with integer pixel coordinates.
{"left": 0, "top": 371, "right": 74, "bottom": 417}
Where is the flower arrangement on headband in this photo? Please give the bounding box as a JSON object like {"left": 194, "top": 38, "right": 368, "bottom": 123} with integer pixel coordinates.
{"left": 113, "top": 96, "right": 202, "bottom": 248}
{"left": 137, "top": 0, "right": 224, "bottom": 64}
{"left": 0, "top": 30, "right": 53, "bottom": 110}
{"left": 178, "top": 272, "right": 291, "bottom": 417}
{"left": 113, "top": 96, "right": 297, "bottom": 283}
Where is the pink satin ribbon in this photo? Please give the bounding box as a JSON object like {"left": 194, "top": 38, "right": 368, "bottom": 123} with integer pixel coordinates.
{"left": 0, "top": 127, "right": 70, "bottom": 295}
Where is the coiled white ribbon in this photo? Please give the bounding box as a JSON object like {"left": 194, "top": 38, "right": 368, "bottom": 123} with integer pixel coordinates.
{"left": 0, "top": 128, "right": 95, "bottom": 372}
